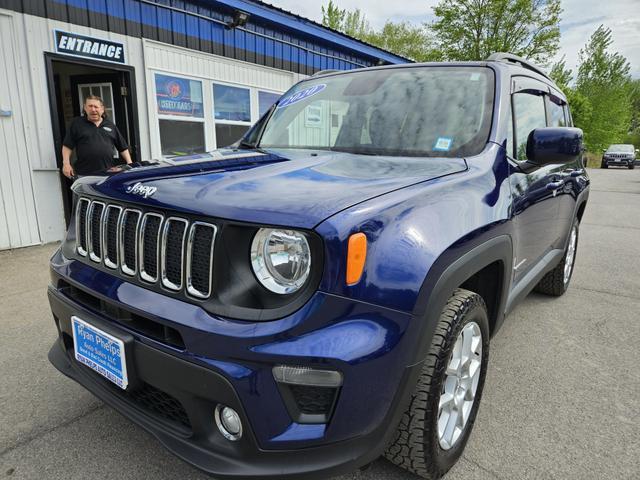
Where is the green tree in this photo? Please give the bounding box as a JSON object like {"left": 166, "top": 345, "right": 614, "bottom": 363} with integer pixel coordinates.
{"left": 549, "top": 56, "right": 572, "bottom": 90}
{"left": 575, "top": 25, "right": 632, "bottom": 151}
{"left": 623, "top": 79, "right": 640, "bottom": 147}
{"left": 430, "top": 0, "right": 562, "bottom": 64}
{"left": 549, "top": 56, "right": 592, "bottom": 130}
{"left": 321, "top": 0, "right": 342, "bottom": 31}
{"left": 368, "top": 22, "right": 441, "bottom": 62}
{"left": 321, "top": 1, "right": 439, "bottom": 62}
{"left": 321, "top": 1, "right": 372, "bottom": 39}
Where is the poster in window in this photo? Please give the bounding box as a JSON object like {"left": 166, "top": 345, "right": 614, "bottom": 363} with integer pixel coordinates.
{"left": 155, "top": 73, "right": 204, "bottom": 118}
{"left": 305, "top": 104, "right": 323, "bottom": 127}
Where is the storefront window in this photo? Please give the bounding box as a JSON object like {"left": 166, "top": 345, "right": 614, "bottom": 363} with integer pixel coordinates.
{"left": 155, "top": 73, "right": 205, "bottom": 156}
{"left": 213, "top": 83, "right": 252, "bottom": 147}
{"left": 159, "top": 120, "right": 205, "bottom": 156}
{"left": 258, "top": 91, "right": 281, "bottom": 117}
{"left": 213, "top": 84, "right": 250, "bottom": 121}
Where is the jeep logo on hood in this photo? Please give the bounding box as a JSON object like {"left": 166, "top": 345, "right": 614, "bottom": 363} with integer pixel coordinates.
{"left": 125, "top": 182, "right": 157, "bottom": 198}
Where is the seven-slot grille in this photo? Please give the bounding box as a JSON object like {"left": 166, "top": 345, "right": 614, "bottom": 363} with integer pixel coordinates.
{"left": 75, "top": 198, "right": 217, "bottom": 299}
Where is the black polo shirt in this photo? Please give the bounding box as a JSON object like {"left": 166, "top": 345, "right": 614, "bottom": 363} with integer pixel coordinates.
{"left": 63, "top": 116, "right": 128, "bottom": 175}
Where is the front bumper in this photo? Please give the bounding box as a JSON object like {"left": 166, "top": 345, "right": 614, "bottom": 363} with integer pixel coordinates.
{"left": 48, "top": 249, "right": 421, "bottom": 479}
{"left": 603, "top": 157, "right": 634, "bottom": 166}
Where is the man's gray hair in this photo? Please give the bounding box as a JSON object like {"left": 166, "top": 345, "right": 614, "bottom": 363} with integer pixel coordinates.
{"left": 83, "top": 95, "right": 104, "bottom": 105}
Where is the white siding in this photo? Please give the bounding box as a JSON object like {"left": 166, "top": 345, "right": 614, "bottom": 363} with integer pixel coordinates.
{"left": 0, "top": 12, "right": 41, "bottom": 249}
{"left": 144, "top": 40, "right": 297, "bottom": 92}
{"left": 0, "top": 10, "right": 309, "bottom": 247}
{"left": 0, "top": 10, "right": 152, "bottom": 247}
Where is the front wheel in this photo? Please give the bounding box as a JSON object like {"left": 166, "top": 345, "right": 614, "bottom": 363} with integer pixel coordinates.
{"left": 385, "top": 289, "right": 490, "bottom": 479}
{"left": 535, "top": 219, "right": 579, "bottom": 296}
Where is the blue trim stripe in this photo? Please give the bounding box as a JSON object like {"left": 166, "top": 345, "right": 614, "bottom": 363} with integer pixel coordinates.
{"left": 47, "top": 0, "right": 407, "bottom": 71}
{"left": 123, "top": 0, "right": 141, "bottom": 24}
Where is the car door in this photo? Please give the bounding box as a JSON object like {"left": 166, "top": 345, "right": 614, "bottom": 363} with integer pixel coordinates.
{"left": 508, "top": 77, "right": 560, "bottom": 284}
{"left": 547, "top": 93, "right": 583, "bottom": 247}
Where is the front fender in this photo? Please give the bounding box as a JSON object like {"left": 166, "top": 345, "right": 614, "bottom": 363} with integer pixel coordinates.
{"left": 407, "top": 234, "right": 513, "bottom": 365}
{"left": 315, "top": 144, "right": 512, "bottom": 315}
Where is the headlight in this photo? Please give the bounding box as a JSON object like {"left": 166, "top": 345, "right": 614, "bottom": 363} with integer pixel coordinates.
{"left": 251, "top": 228, "right": 311, "bottom": 294}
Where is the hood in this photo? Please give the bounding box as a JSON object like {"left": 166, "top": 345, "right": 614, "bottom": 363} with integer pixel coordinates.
{"left": 75, "top": 148, "right": 467, "bottom": 229}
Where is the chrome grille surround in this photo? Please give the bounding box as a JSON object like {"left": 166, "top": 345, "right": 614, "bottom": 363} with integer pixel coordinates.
{"left": 186, "top": 222, "right": 218, "bottom": 299}
{"left": 76, "top": 198, "right": 90, "bottom": 256}
{"left": 87, "top": 201, "right": 106, "bottom": 263}
{"left": 119, "top": 209, "right": 142, "bottom": 276}
{"left": 74, "top": 198, "right": 217, "bottom": 299}
{"left": 103, "top": 205, "right": 122, "bottom": 269}
{"left": 161, "top": 217, "right": 189, "bottom": 291}
{"left": 139, "top": 212, "right": 164, "bottom": 283}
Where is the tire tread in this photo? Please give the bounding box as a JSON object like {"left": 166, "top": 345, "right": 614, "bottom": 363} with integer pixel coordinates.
{"left": 384, "top": 289, "right": 486, "bottom": 479}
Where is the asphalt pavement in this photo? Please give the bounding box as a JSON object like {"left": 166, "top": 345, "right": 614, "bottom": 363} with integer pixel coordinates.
{"left": 1, "top": 167, "right": 639, "bottom": 479}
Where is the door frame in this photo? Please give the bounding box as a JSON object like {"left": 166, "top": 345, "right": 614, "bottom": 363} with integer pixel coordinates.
{"left": 44, "top": 52, "right": 141, "bottom": 222}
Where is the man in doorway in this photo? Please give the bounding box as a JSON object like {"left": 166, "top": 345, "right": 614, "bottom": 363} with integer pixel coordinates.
{"left": 61, "top": 95, "right": 132, "bottom": 178}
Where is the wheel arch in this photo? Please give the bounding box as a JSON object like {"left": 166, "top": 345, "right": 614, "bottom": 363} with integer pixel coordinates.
{"left": 409, "top": 235, "right": 513, "bottom": 365}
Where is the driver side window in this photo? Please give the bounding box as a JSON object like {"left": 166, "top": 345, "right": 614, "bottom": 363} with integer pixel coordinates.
{"left": 512, "top": 92, "right": 547, "bottom": 161}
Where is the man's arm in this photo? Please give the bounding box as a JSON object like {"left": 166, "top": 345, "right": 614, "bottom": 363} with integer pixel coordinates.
{"left": 62, "top": 145, "right": 75, "bottom": 178}
{"left": 113, "top": 125, "right": 132, "bottom": 164}
{"left": 119, "top": 148, "right": 133, "bottom": 165}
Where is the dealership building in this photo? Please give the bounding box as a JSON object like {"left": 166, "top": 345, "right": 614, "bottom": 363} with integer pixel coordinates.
{"left": 0, "top": 0, "right": 408, "bottom": 250}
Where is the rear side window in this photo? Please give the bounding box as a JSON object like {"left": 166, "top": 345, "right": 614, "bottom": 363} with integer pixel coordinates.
{"left": 563, "top": 105, "right": 573, "bottom": 126}
{"left": 513, "top": 93, "right": 546, "bottom": 161}
{"left": 547, "top": 97, "right": 567, "bottom": 127}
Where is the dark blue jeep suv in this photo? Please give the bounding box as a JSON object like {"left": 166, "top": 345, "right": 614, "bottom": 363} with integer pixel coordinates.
{"left": 48, "top": 53, "right": 589, "bottom": 479}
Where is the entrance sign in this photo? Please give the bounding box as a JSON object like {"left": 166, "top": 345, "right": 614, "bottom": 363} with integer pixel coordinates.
{"left": 54, "top": 30, "right": 125, "bottom": 64}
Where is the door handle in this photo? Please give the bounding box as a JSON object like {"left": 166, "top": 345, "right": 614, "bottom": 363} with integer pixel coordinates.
{"left": 546, "top": 180, "right": 564, "bottom": 190}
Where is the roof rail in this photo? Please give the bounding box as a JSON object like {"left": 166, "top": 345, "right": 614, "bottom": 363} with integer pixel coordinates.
{"left": 312, "top": 69, "right": 341, "bottom": 77}
{"left": 486, "top": 52, "right": 550, "bottom": 80}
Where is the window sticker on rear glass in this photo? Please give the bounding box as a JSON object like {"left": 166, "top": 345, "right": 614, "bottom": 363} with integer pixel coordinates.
{"left": 433, "top": 137, "right": 453, "bottom": 151}
{"left": 278, "top": 84, "right": 326, "bottom": 108}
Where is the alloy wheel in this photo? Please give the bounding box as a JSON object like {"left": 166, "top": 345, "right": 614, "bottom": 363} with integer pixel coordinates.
{"left": 437, "top": 322, "right": 483, "bottom": 450}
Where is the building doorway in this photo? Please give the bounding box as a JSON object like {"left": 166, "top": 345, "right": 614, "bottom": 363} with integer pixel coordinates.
{"left": 45, "top": 53, "right": 140, "bottom": 224}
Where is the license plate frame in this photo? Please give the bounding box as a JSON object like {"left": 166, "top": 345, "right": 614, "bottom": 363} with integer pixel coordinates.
{"left": 71, "top": 315, "right": 129, "bottom": 390}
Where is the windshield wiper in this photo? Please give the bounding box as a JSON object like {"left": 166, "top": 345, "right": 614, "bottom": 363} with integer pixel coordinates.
{"left": 237, "top": 140, "right": 267, "bottom": 154}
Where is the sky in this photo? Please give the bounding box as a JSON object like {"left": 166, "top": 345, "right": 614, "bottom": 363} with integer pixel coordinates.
{"left": 263, "top": 0, "right": 640, "bottom": 79}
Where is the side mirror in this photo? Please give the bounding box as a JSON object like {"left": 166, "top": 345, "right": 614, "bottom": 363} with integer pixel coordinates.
{"left": 526, "top": 127, "right": 583, "bottom": 166}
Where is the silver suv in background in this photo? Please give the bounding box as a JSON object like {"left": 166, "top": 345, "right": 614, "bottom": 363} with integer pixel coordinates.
{"left": 601, "top": 144, "right": 638, "bottom": 169}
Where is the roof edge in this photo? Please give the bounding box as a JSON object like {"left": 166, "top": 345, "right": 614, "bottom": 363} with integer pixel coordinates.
{"left": 207, "top": 0, "right": 411, "bottom": 64}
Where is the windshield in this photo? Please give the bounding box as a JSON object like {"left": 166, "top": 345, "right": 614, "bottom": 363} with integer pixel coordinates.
{"left": 259, "top": 67, "right": 494, "bottom": 157}
{"left": 607, "top": 144, "right": 634, "bottom": 153}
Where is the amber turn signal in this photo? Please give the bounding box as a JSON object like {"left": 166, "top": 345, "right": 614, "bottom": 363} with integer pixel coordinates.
{"left": 346, "top": 232, "right": 367, "bottom": 285}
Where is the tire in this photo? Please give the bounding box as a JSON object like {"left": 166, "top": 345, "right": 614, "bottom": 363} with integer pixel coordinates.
{"left": 384, "top": 289, "right": 490, "bottom": 479}
{"left": 601, "top": 163, "right": 608, "bottom": 169}
{"left": 629, "top": 164, "right": 635, "bottom": 170}
{"left": 534, "top": 219, "right": 579, "bottom": 296}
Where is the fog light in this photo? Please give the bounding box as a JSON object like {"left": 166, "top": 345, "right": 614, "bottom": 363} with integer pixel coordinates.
{"left": 215, "top": 404, "right": 242, "bottom": 441}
